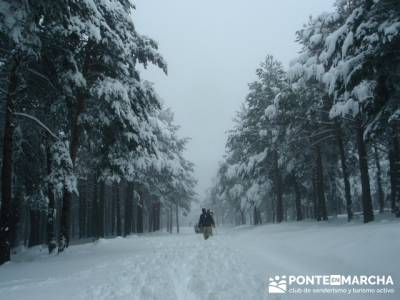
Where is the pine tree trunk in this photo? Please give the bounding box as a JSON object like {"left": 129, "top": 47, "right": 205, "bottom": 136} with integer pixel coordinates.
{"left": 271, "top": 197, "right": 276, "bottom": 223}
{"left": 132, "top": 185, "right": 137, "bottom": 233}
{"left": 275, "top": 168, "right": 283, "bottom": 223}
{"left": 240, "top": 210, "right": 246, "bottom": 225}
{"left": 46, "top": 141, "right": 57, "bottom": 254}
{"left": 315, "top": 145, "right": 328, "bottom": 221}
{"left": 389, "top": 149, "right": 397, "bottom": 213}
{"left": 274, "top": 151, "right": 284, "bottom": 223}
{"left": 78, "top": 180, "right": 86, "bottom": 239}
{"left": 92, "top": 174, "right": 98, "bottom": 239}
{"left": 124, "top": 182, "right": 133, "bottom": 237}
{"left": 59, "top": 147, "right": 78, "bottom": 249}
{"left": 111, "top": 186, "right": 116, "bottom": 235}
{"left": 151, "top": 201, "right": 156, "bottom": 232}
{"left": 0, "top": 59, "right": 19, "bottom": 265}
{"left": 374, "top": 146, "right": 385, "bottom": 213}
{"left": 166, "top": 206, "right": 170, "bottom": 233}
{"left": 152, "top": 202, "right": 156, "bottom": 232}
{"left": 116, "top": 185, "right": 121, "bottom": 236}
{"left": 40, "top": 211, "right": 47, "bottom": 245}
{"left": 22, "top": 205, "right": 29, "bottom": 247}
{"left": 293, "top": 175, "right": 303, "bottom": 221}
{"left": 328, "top": 160, "right": 339, "bottom": 217}
{"left": 312, "top": 172, "right": 318, "bottom": 220}
{"left": 169, "top": 205, "right": 173, "bottom": 233}
{"left": 59, "top": 43, "right": 92, "bottom": 252}
{"left": 114, "top": 183, "right": 121, "bottom": 237}
{"left": 335, "top": 122, "right": 353, "bottom": 221}
{"left": 148, "top": 196, "right": 153, "bottom": 233}
{"left": 29, "top": 210, "right": 41, "bottom": 247}
{"left": 388, "top": 130, "right": 400, "bottom": 216}
{"left": 253, "top": 206, "right": 258, "bottom": 225}
{"left": 98, "top": 181, "right": 105, "bottom": 238}
{"left": 355, "top": 117, "right": 374, "bottom": 223}
{"left": 175, "top": 200, "right": 179, "bottom": 234}
{"left": 154, "top": 202, "right": 160, "bottom": 231}
{"left": 136, "top": 192, "right": 143, "bottom": 234}
{"left": 10, "top": 188, "right": 21, "bottom": 250}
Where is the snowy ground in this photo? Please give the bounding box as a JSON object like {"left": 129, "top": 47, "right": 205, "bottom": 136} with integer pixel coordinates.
{"left": 0, "top": 217, "right": 399, "bottom": 300}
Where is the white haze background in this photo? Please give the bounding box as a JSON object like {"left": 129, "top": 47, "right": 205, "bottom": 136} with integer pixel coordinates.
{"left": 134, "top": 0, "right": 335, "bottom": 198}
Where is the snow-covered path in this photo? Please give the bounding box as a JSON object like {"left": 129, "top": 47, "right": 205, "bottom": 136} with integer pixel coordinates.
{"left": 79, "top": 233, "right": 264, "bottom": 300}
{"left": 0, "top": 229, "right": 264, "bottom": 300}
{"left": 0, "top": 220, "right": 399, "bottom": 300}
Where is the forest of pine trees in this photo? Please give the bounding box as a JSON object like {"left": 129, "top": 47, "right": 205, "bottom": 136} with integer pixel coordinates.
{"left": 206, "top": 0, "right": 400, "bottom": 226}
{"left": 0, "top": 1, "right": 196, "bottom": 265}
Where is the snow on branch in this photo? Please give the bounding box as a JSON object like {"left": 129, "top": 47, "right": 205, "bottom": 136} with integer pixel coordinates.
{"left": 13, "top": 112, "right": 59, "bottom": 140}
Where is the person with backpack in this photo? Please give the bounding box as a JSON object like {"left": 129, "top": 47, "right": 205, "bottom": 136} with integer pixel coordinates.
{"left": 197, "top": 208, "right": 207, "bottom": 233}
{"left": 198, "top": 208, "right": 215, "bottom": 240}
{"left": 195, "top": 208, "right": 206, "bottom": 233}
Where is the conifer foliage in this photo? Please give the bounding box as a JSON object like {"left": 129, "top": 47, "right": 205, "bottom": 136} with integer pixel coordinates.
{"left": 207, "top": 0, "right": 400, "bottom": 226}
{"left": 0, "top": 0, "right": 196, "bottom": 265}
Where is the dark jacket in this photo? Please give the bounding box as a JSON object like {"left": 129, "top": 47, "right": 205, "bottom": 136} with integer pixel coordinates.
{"left": 198, "top": 212, "right": 207, "bottom": 227}
{"left": 199, "top": 212, "right": 215, "bottom": 227}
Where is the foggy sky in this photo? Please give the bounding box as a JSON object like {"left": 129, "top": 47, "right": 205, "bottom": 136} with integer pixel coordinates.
{"left": 134, "top": 0, "right": 334, "bottom": 199}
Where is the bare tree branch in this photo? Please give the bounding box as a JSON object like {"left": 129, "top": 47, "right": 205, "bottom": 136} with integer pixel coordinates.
{"left": 13, "top": 112, "right": 59, "bottom": 140}
{"left": 27, "top": 68, "right": 58, "bottom": 92}
{"left": 311, "top": 135, "right": 336, "bottom": 147}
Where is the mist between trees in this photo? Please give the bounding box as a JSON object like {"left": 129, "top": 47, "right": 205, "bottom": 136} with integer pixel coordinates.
{"left": 204, "top": 0, "right": 400, "bottom": 227}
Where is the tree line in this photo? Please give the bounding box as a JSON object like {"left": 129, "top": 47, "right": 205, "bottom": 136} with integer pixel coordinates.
{"left": 206, "top": 0, "right": 400, "bottom": 226}
{"left": 0, "top": 0, "right": 196, "bottom": 265}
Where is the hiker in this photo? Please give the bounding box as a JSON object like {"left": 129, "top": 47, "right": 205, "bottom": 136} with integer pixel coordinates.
{"left": 198, "top": 208, "right": 207, "bottom": 234}
{"left": 198, "top": 208, "right": 215, "bottom": 240}
{"left": 207, "top": 209, "right": 215, "bottom": 236}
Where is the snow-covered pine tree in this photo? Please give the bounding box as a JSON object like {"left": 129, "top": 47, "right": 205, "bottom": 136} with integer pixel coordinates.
{"left": 289, "top": 7, "right": 356, "bottom": 222}
{"left": 0, "top": 0, "right": 45, "bottom": 265}
{"left": 321, "top": 0, "right": 400, "bottom": 217}
{"left": 38, "top": 0, "right": 168, "bottom": 251}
